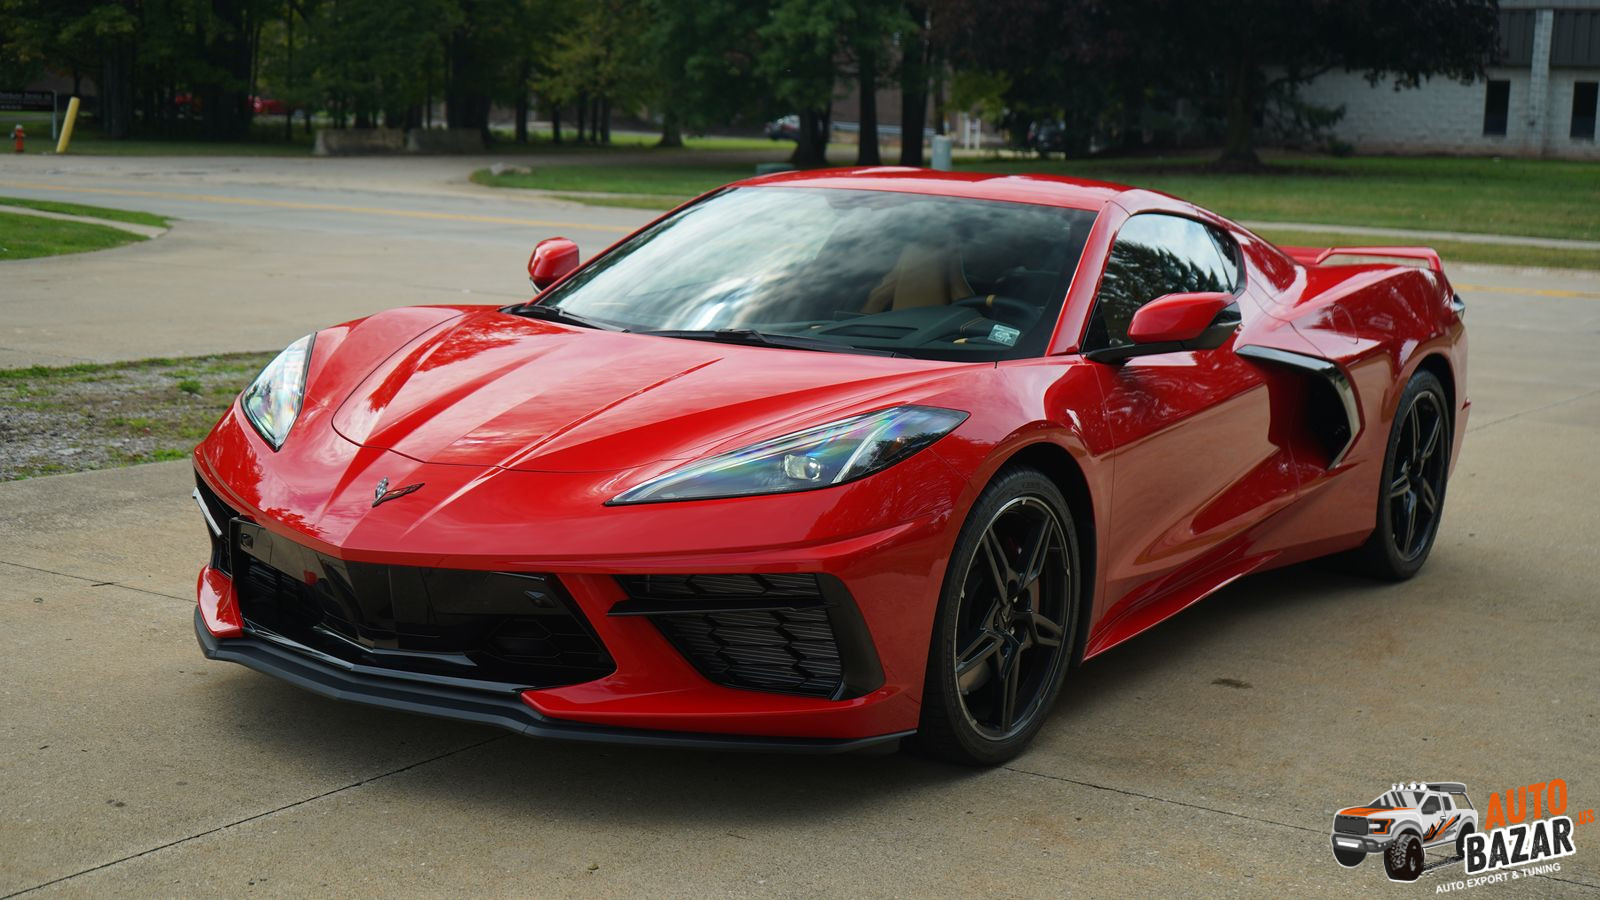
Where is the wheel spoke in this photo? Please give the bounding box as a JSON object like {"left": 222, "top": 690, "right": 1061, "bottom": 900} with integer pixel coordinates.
{"left": 1031, "top": 611, "right": 1065, "bottom": 648}
{"left": 956, "top": 629, "right": 1004, "bottom": 694}
{"left": 1401, "top": 491, "right": 1418, "bottom": 554}
{"left": 1018, "top": 518, "right": 1057, "bottom": 588}
{"left": 1420, "top": 479, "right": 1438, "bottom": 516}
{"left": 1419, "top": 412, "right": 1444, "bottom": 466}
{"left": 979, "top": 529, "right": 1012, "bottom": 597}
{"left": 1388, "top": 473, "right": 1410, "bottom": 500}
{"left": 1407, "top": 403, "right": 1422, "bottom": 464}
{"left": 996, "top": 642, "right": 1023, "bottom": 731}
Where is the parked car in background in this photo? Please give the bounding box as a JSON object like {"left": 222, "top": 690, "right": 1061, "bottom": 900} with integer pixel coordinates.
{"left": 1026, "top": 120, "right": 1071, "bottom": 157}
{"left": 765, "top": 114, "right": 800, "bottom": 141}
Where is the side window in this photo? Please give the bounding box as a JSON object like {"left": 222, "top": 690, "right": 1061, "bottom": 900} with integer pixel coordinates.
{"left": 1085, "top": 214, "right": 1240, "bottom": 349}
{"left": 1442, "top": 796, "right": 1453, "bottom": 810}
{"left": 1422, "top": 797, "right": 1440, "bottom": 815}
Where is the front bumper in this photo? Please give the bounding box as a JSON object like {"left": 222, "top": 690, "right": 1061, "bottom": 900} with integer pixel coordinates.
{"left": 1330, "top": 833, "right": 1393, "bottom": 855}
{"left": 195, "top": 609, "right": 908, "bottom": 753}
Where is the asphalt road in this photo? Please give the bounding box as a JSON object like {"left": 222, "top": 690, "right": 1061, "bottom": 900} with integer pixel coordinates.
{"left": 1, "top": 155, "right": 1598, "bottom": 897}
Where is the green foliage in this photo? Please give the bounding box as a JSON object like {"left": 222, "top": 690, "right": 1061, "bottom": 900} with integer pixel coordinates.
{"left": 0, "top": 211, "right": 145, "bottom": 260}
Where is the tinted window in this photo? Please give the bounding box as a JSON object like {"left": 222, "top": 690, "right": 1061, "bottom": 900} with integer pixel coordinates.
{"left": 1084, "top": 214, "right": 1239, "bottom": 350}
{"left": 1422, "top": 797, "right": 1440, "bottom": 815}
{"left": 1484, "top": 80, "right": 1510, "bottom": 135}
{"left": 537, "top": 187, "right": 1095, "bottom": 362}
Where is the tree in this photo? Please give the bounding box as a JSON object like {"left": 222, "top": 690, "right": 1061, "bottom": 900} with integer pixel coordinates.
{"left": 1090, "top": 0, "right": 1500, "bottom": 166}
{"left": 538, "top": 0, "right": 651, "bottom": 144}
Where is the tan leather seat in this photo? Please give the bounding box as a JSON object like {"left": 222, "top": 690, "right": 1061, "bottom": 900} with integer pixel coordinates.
{"left": 863, "top": 244, "right": 973, "bottom": 314}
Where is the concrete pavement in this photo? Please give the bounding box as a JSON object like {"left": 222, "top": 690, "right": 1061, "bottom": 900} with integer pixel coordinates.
{"left": 2, "top": 154, "right": 1598, "bottom": 897}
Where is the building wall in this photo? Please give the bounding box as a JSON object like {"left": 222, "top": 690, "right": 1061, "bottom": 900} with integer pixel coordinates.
{"left": 1294, "top": 3, "right": 1600, "bottom": 159}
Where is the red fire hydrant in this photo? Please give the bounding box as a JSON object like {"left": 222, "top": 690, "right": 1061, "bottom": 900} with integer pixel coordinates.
{"left": 12, "top": 124, "right": 22, "bottom": 154}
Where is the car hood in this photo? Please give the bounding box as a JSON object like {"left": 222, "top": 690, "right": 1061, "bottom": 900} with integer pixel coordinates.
{"left": 331, "top": 309, "right": 972, "bottom": 472}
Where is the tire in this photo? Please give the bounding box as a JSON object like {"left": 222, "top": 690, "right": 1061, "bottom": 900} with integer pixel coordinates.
{"left": 1351, "top": 369, "right": 1450, "bottom": 580}
{"left": 1455, "top": 823, "right": 1474, "bottom": 859}
{"left": 1385, "top": 833, "right": 1425, "bottom": 882}
{"left": 906, "top": 466, "right": 1080, "bottom": 766}
{"left": 1332, "top": 847, "right": 1365, "bottom": 868}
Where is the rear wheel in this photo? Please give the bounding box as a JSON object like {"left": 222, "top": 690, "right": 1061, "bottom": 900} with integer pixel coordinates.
{"left": 1352, "top": 369, "right": 1450, "bottom": 580}
{"left": 1455, "top": 823, "right": 1475, "bottom": 859}
{"left": 907, "top": 467, "right": 1080, "bottom": 766}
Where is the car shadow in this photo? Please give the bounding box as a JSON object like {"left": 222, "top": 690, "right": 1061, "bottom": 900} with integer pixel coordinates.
{"left": 206, "top": 558, "right": 1394, "bottom": 828}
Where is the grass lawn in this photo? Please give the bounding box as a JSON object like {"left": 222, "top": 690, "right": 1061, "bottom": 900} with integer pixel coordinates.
{"left": 0, "top": 196, "right": 169, "bottom": 228}
{"left": 1253, "top": 228, "right": 1600, "bottom": 272}
{"left": 11, "top": 111, "right": 312, "bottom": 156}
{"left": 0, "top": 211, "right": 149, "bottom": 260}
{"left": 0, "top": 352, "right": 273, "bottom": 480}
{"left": 475, "top": 151, "right": 1600, "bottom": 268}
{"left": 963, "top": 153, "right": 1600, "bottom": 242}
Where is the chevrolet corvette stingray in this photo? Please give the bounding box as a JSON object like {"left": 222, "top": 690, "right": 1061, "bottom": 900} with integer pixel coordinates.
{"left": 190, "top": 168, "right": 1467, "bottom": 764}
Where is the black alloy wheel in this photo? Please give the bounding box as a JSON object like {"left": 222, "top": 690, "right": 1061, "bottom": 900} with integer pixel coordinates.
{"left": 909, "top": 467, "right": 1079, "bottom": 765}
{"left": 1389, "top": 389, "right": 1448, "bottom": 562}
{"left": 1352, "top": 369, "right": 1451, "bottom": 580}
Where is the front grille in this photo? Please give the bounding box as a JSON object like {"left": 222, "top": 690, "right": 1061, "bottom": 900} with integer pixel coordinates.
{"left": 654, "top": 607, "right": 844, "bottom": 697}
{"left": 615, "top": 573, "right": 870, "bottom": 700}
{"left": 1334, "top": 815, "right": 1371, "bottom": 835}
{"left": 234, "top": 521, "right": 612, "bottom": 689}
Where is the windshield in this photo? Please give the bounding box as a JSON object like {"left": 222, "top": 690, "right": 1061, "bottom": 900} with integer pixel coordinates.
{"left": 531, "top": 187, "right": 1097, "bottom": 361}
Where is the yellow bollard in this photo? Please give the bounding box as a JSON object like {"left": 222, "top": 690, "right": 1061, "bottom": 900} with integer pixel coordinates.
{"left": 55, "top": 97, "right": 80, "bottom": 154}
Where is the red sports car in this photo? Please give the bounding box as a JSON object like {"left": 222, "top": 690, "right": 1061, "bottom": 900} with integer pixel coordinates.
{"left": 191, "top": 168, "right": 1466, "bottom": 764}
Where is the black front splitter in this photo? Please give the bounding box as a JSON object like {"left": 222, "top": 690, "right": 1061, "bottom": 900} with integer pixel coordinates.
{"left": 194, "top": 610, "right": 908, "bottom": 754}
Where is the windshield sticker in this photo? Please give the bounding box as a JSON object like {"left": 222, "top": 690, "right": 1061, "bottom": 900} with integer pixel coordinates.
{"left": 989, "top": 323, "right": 1021, "bottom": 346}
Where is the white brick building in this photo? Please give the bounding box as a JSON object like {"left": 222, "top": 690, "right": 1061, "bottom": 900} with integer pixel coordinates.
{"left": 1294, "top": 0, "right": 1600, "bottom": 158}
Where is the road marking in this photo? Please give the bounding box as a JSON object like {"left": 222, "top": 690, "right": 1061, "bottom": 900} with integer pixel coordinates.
{"left": 0, "top": 179, "right": 635, "bottom": 234}
{"left": 1456, "top": 282, "right": 1600, "bottom": 300}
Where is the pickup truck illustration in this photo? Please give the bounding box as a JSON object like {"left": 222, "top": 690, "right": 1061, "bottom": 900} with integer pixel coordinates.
{"left": 1330, "top": 782, "right": 1478, "bottom": 881}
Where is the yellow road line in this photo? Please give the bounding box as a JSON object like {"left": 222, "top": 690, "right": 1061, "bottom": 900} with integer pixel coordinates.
{"left": 1456, "top": 282, "right": 1600, "bottom": 300}
{"left": 0, "top": 180, "right": 635, "bottom": 234}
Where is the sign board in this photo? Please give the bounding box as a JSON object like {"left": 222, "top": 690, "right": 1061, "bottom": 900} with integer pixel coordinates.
{"left": 1, "top": 90, "right": 56, "bottom": 112}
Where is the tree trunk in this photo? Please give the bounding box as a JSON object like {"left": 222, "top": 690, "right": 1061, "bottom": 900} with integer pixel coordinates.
{"left": 514, "top": 58, "right": 530, "bottom": 143}
{"left": 790, "top": 109, "right": 829, "bottom": 168}
{"left": 658, "top": 109, "right": 683, "bottom": 147}
{"left": 856, "top": 51, "right": 880, "bottom": 165}
{"left": 552, "top": 105, "right": 562, "bottom": 143}
{"left": 600, "top": 96, "right": 611, "bottom": 143}
{"left": 576, "top": 92, "right": 587, "bottom": 142}
{"left": 99, "top": 40, "right": 136, "bottom": 138}
{"left": 1219, "top": 52, "right": 1260, "bottom": 168}
{"left": 898, "top": 5, "right": 928, "bottom": 166}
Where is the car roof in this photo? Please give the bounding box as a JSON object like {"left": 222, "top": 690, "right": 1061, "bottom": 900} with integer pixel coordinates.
{"left": 730, "top": 166, "right": 1134, "bottom": 213}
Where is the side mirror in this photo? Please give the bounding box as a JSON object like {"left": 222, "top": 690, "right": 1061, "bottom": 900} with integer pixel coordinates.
{"left": 1085, "top": 292, "right": 1240, "bottom": 364}
{"left": 528, "top": 237, "right": 580, "bottom": 290}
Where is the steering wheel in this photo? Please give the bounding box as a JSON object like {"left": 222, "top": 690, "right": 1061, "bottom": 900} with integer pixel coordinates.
{"left": 955, "top": 294, "right": 1039, "bottom": 325}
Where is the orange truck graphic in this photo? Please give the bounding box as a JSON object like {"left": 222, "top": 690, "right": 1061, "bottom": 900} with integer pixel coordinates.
{"left": 1331, "top": 782, "right": 1479, "bottom": 882}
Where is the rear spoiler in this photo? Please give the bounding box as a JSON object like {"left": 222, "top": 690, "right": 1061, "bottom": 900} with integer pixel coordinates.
{"left": 1280, "top": 245, "right": 1443, "bottom": 273}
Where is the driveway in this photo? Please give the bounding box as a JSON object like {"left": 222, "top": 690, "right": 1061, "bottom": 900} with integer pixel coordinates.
{"left": 1, "top": 155, "right": 1597, "bottom": 896}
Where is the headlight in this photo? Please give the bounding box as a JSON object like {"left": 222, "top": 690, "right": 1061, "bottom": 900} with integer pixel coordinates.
{"left": 241, "top": 334, "right": 313, "bottom": 450}
{"left": 609, "top": 405, "right": 968, "bottom": 504}
{"left": 1369, "top": 819, "right": 1391, "bottom": 835}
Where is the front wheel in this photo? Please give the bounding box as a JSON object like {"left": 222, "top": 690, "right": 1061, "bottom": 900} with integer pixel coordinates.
{"left": 1385, "top": 834, "right": 1425, "bottom": 882}
{"left": 907, "top": 466, "right": 1080, "bottom": 766}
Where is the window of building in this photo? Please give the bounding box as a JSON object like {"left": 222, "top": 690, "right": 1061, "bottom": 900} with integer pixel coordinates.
{"left": 1484, "top": 80, "right": 1511, "bottom": 136}
{"left": 1572, "top": 82, "right": 1598, "bottom": 140}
